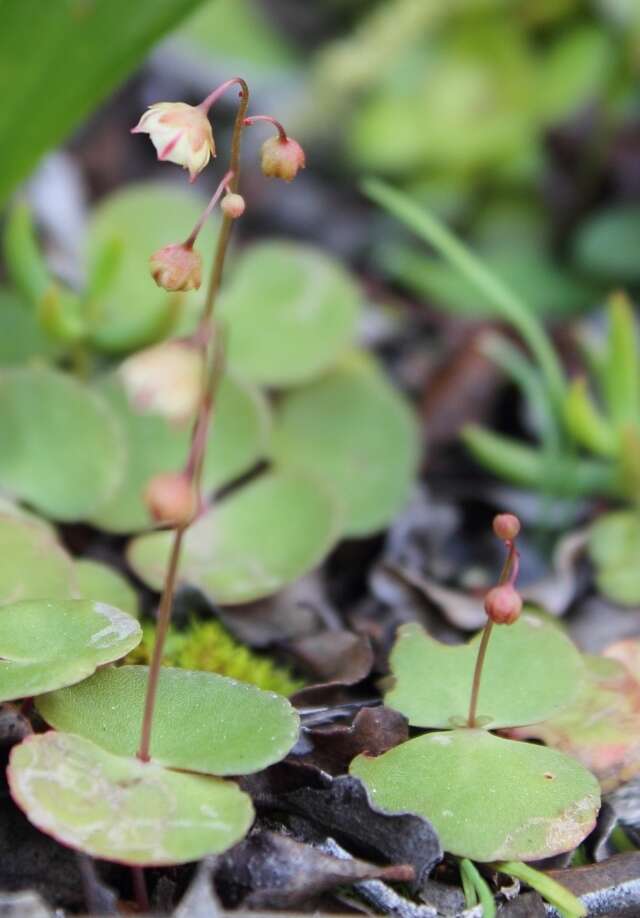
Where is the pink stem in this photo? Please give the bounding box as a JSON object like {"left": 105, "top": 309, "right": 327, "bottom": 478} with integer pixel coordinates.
{"left": 184, "top": 170, "right": 234, "bottom": 248}
{"left": 243, "top": 114, "right": 288, "bottom": 143}
{"left": 198, "top": 78, "right": 246, "bottom": 114}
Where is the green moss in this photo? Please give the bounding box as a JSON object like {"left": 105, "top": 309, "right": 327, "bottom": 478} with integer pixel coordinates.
{"left": 126, "top": 618, "right": 304, "bottom": 697}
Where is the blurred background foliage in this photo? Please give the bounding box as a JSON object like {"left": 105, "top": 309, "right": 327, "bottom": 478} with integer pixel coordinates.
{"left": 1, "top": 0, "right": 640, "bottom": 600}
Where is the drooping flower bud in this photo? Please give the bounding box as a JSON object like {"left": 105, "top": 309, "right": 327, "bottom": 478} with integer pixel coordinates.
{"left": 144, "top": 472, "right": 198, "bottom": 527}
{"left": 484, "top": 584, "right": 522, "bottom": 625}
{"left": 131, "top": 102, "right": 215, "bottom": 181}
{"left": 149, "top": 243, "right": 202, "bottom": 292}
{"left": 119, "top": 340, "right": 203, "bottom": 425}
{"left": 492, "top": 513, "right": 521, "bottom": 542}
{"left": 260, "top": 135, "right": 305, "bottom": 182}
{"left": 221, "top": 193, "right": 245, "bottom": 219}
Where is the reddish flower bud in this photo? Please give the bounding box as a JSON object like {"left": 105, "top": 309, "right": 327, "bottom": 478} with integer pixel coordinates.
{"left": 484, "top": 584, "right": 522, "bottom": 625}
{"left": 260, "top": 135, "right": 305, "bottom": 182}
{"left": 492, "top": 513, "right": 521, "bottom": 542}
{"left": 144, "top": 472, "right": 198, "bottom": 527}
{"left": 221, "top": 193, "right": 245, "bottom": 219}
{"left": 149, "top": 243, "right": 202, "bottom": 293}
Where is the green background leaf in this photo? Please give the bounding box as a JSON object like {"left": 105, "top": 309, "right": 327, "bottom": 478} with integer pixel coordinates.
{"left": 91, "top": 371, "right": 269, "bottom": 533}
{"left": 271, "top": 354, "right": 419, "bottom": 536}
{"left": 219, "top": 242, "right": 361, "bottom": 386}
{"left": 588, "top": 510, "right": 640, "bottom": 606}
{"left": 74, "top": 559, "right": 139, "bottom": 619}
{"left": 128, "top": 469, "right": 341, "bottom": 604}
{"left": 0, "top": 513, "right": 76, "bottom": 604}
{"left": 0, "top": 0, "right": 208, "bottom": 206}
{"left": 87, "top": 182, "right": 218, "bottom": 352}
{"left": 0, "top": 367, "right": 125, "bottom": 521}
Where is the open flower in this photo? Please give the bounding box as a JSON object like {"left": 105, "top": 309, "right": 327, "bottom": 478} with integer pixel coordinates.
{"left": 132, "top": 102, "right": 214, "bottom": 181}
{"left": 120, "top": 340, "right": 203, "bottom": 425}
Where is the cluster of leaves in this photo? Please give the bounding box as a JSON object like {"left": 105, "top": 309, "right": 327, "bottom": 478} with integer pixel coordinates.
{"left": 352, "top": 612, "right": 601, "bottom": 866}
{"left": 2, "top": 183, "right": 418, "bottom": 605}
{"left": 0, "top": 175, "right": 420, "bottom": 871}
{"left": 365, "top": 179, "right": 640, "bottom": 615}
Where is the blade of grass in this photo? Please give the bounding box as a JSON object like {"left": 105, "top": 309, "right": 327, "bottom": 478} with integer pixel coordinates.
{"left": 362, "top": 177, "right": 566, "bottom": 418}
{"left": 460, "top": 859, "right": 495, "bottom": 917}
{"left": 494, "top": 860, "right": 586, "bottom": 918}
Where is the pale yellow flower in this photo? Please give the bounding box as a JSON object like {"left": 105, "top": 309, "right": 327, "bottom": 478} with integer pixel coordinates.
{"left": 132, "top": 102, "right": 214, "bottom": 181}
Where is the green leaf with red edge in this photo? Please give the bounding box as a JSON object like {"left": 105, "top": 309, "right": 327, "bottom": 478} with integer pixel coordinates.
{"left": 350, "top": 729, "right": 600, "bottom": 862}
{"left": 36, "top": 664, "right": 299, "bottom": 776}
{"left": 385, "top": 614, "right": 584, "bottom": 730}
{"left": 8, "top": 732, "right": 253, "bottom": 866}
{"left": 0, "top": 600, "right": 141, "bottom": 702}
{"left": 509, "top": 653, "right": 640, "bottom": 793}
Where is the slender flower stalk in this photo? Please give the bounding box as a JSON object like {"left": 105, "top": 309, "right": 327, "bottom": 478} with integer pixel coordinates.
{"left": 134, "top": 73, "right": 302, "bottom": 765}
{"left": 466, "top": 518, "right": 522, "bottom": 729}
{"left": 184, "top": 170, "right": 234, "bottom": 249}
{"left": 198, "top": 77, "right": 247, "bottom": 115}
{"left": 136, "top": 81, "right": 250, "bottom": 764}
{"left": 243, "top": 114, "right": 288, "bottom": 142}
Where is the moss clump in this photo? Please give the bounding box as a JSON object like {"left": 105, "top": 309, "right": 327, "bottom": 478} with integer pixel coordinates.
{"left": 126, "top": 617, "right": 304, "bottom": 697}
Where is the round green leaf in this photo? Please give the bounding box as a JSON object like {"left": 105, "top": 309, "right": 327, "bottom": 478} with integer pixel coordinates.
{"left": 90, "top": 372, "right": 270, "bottom": 533}
{"left": 37, "top": 664, "right": 299, "bottom": 776}
{"left": 588, "top": 510, "right": 640, "bottom": 606}
{"left": 0, "top": 367, "right": 125, "bottom": 521}
{"left": 385, "top": 615, "right": 584, "bottom": 730}
{"left": 574, "top": 207, "right": 640, "bottom": 283}
{"left": 127, "top": 469, "right": 341, "bottom": 604}
{"left": 0, "top": 600, "right": 141, "bottom": 702}
{"left": 9, "top": 732, "right": 253, "bottom": 866}
{"left": 0, "top": 513, "right": 76, "bottom": 604}
{"left": 351, "top": 730, "right": 600, "bottom": 862}
{"left": 218, "top": 242, "right": 360, "bottom": 386}
{"left": 74, "top": 559, "right": 139, "bottom": 618}
{"left": 270, "top": 355, "right": 419, "bottom": 537}
{"left": 0, "top": 288, "right": 61, "bottom": 367}
{"left": 87, "top": 182, "right": 218, "bottom": 353}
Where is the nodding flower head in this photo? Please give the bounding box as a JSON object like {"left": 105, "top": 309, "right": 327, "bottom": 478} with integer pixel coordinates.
{"left": 260, "top": 135, "right": 305, "bottom": 182}
{"left": 149, "top": 243, "right": 202, "bottom": 293}
{"left": 132, "top": 102, "right": 214, "bottom": 181}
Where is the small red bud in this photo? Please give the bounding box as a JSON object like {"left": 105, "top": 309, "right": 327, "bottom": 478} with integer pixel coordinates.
{"left": 484, "top": 584, "right": 522, "bottom": 625}
{"left": 149, "top": 243, "right": 202, "bottom": 292}
{"left": 221, "top": 193, "right": 245, "bottom": 219}
{"left": 144, "top": 472, "right": 198, "bottom": 527}
{"left": 492, "top": 513, "right": 521, "bottom": 542}
{"left": 260, "top": 135, "right": 305, "bottom": 182}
